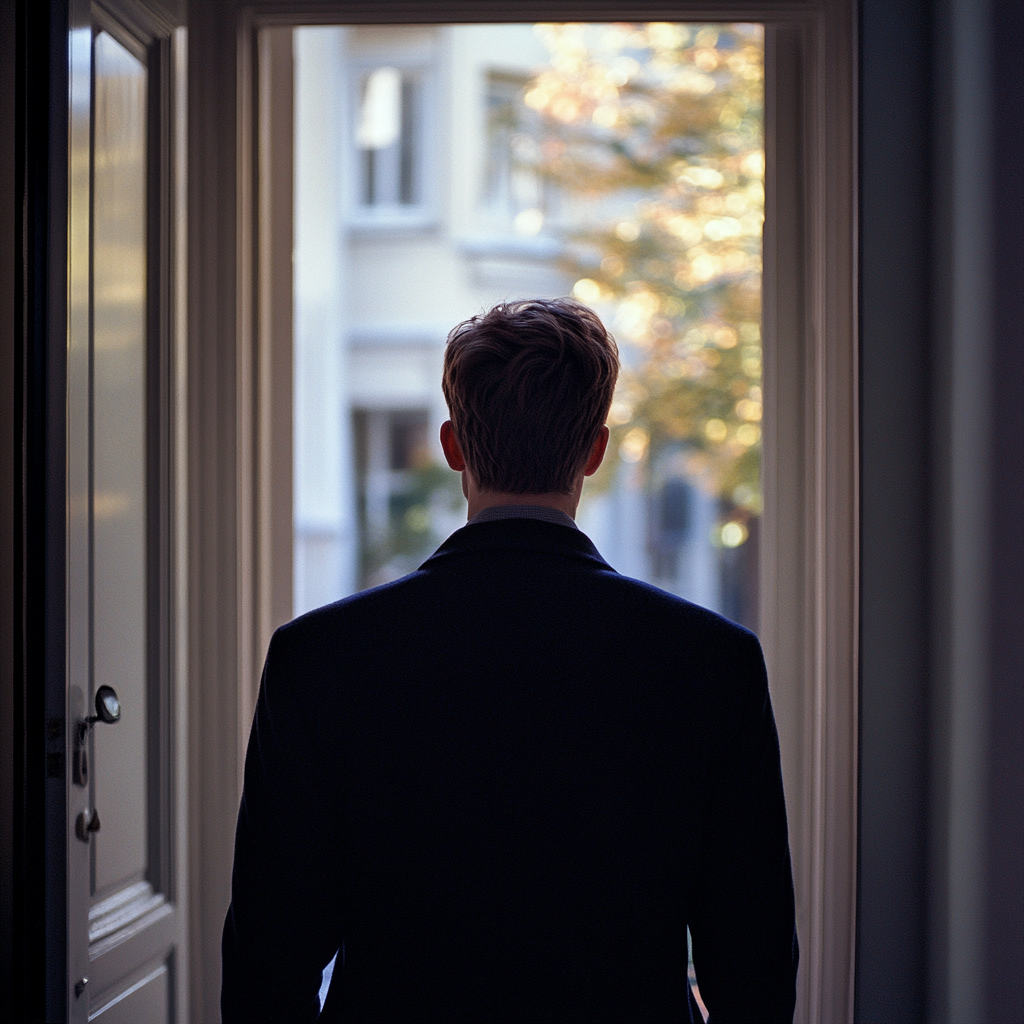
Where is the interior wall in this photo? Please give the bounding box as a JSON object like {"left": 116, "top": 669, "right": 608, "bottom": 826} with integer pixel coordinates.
{"left": 0, "top": 2, "right": 17, "bottom": 1020}
{"left": 984, "top": 5, "right": 1024, "bottom": 1019}
{"left": 4, "top": 6, "right": 76, "bottom": 1017}
{"left": 857, "top": 2, "right": 932, "bottom": 1017}
{"left": 858, "top": 1, "right": 1024, "bottom": 1021}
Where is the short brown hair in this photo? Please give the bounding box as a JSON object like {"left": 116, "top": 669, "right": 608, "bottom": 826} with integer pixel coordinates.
{"left": 442, "top": 298, "right": 619, "bottom": 495}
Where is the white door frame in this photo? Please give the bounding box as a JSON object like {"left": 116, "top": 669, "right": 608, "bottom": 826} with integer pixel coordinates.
{"left": 185, "top": 3, "right": 856, "bottom": 1022}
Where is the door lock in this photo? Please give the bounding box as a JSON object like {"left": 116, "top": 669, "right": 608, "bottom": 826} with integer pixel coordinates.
{"left": 72, "top": 685, "right": 121, "bottom": 787}
{"left": 75, "top": 807, "right": 101, "bottom": 842}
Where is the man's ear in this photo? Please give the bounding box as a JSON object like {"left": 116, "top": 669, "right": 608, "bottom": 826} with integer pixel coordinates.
{"left": 583, "top": 425, "right": 610, "bottom": 477}
{"left": 440, "top": 420, "right": 466, "bottom": 472}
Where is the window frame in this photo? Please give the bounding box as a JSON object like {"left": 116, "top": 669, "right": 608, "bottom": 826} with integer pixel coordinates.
{"left": 186, "top": 4, "right": 857, "bottom": 1023}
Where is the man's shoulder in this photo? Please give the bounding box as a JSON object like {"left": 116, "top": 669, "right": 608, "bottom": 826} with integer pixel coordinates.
{"left": 276, "top": 552, "right": 758, "bottom": 669}
{"left": 589, "top": 565, "right": 760, "bottom": 648}
{"left": 273, "top": 569, "right": 430, "bottom": 646}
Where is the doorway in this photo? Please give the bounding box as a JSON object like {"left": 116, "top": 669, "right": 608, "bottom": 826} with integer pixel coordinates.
{"left": 237, "top": 11, "right": 855, "bottom": 1023}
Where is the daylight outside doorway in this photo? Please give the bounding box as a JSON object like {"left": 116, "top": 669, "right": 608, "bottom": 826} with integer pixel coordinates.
{"left": 291, "top": 23, "right": 765, "bottom": 638}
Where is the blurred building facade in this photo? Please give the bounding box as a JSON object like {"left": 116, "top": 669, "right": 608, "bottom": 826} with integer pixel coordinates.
{"left": 293, "top": 24, "right": 747, "bottom": 624}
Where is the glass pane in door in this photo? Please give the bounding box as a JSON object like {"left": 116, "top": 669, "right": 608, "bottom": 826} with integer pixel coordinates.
{"left": 91, "top": 29, "right": 148, "bottom": 896}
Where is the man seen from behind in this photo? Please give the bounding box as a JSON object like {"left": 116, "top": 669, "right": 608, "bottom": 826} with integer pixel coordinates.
{"left": 222, "top": 297, "right": 798, "bottom": 1023}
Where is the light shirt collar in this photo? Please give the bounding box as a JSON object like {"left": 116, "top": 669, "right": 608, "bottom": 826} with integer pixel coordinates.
{"left": 467, "top": 504, "right": 579, "bottom": 531}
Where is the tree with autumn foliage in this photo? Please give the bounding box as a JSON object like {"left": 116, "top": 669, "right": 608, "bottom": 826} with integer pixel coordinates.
{"left": 523, "top": 22, "right": 765, "bottom": 524}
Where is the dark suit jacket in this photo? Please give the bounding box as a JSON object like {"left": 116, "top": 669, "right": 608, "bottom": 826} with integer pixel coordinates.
{"left": 222, "top": 519, "right": 798, "bottom": 1023}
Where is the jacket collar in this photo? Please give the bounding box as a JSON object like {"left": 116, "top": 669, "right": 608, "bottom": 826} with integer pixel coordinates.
{"left": 419, "top": 517, "right": 614, "bottom": 573}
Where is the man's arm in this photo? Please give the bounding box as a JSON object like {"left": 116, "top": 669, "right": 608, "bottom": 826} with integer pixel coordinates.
{"left": 222, "top": 627, "right": 343, "bottom": 1022}
{"left": 688, "top": 633, "right": 799, "bottom": 1024}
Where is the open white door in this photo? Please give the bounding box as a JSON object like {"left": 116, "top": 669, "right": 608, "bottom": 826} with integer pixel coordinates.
{"left": 66, "top": 3, "right": 184, "bottom": 1021}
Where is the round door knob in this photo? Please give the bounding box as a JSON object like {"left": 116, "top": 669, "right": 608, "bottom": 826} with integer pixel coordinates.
{"left": 93, "top": 685, "right": 121, "bottom": 725}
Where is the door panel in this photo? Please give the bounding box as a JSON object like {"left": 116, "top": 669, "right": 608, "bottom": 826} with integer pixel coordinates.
{"left": 88, "top": 963, "right": 171, "bottom": 1024}
{"left": 91, "top": 28, "right": 149, "bottom": 896}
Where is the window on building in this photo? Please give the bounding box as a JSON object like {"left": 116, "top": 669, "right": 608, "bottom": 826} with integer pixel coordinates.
{"left": 356, "top": 66, "right": 421, "bottom": 208}
{"left": 483, "top": 72, "right": 555, "bottom": 235}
